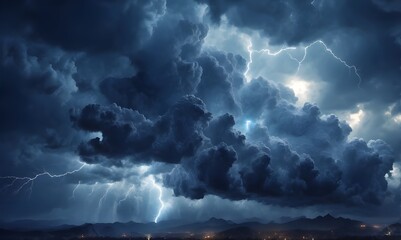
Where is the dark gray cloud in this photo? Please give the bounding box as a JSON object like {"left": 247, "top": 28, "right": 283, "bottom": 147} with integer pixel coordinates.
{"left": 0, "top": 0, "right": 165, "bottom": 53}
{"left": 71, "top": 95, "right": 211, "bottom": 164}
{"left": 100, "top": 18, "right": 207, "bottom": 116}
{"left": 163, "top": 76, "right": 395, "bottom": 209}
{"left": 164, "top": 86, "right": 395, "bottom": 207}
{"left": 197, "top": 0, "right": 401, "bottom": 46}
{"left": 195, "top": 51, "right": 245, "bottom": 115}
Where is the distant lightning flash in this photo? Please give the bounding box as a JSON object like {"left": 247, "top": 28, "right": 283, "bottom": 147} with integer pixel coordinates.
{"left": 98, "top": 183, "right": 113, "bottom": 209}
{"left": 118, "top": 184, "right": 135, "bottom": 205}
{"left": 245, "top": 120, "right": 252, "bottom": 132}
{"left": 245, "top": 38, "right": 362, "bottom": 87}
{"left": 71, "top": 181, "right": 81, "bottom": 199}
{"left": 0, "top": 163, "right": 87, "bottom": 194}
{"left": 89, "top": 182, "right": 98, "bottom": 196}
{"left": 152, "top": 177, "right": 164, "bottom": 223}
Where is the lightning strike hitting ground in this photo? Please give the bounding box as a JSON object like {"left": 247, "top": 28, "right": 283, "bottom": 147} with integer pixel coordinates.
{"left": 0, "top": 164, "right": 87, "bottom": 194}
{"left": 152, "top": 177, "right": 164, "bottom": 223}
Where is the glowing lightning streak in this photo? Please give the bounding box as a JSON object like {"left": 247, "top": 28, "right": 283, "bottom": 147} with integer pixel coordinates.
{"left": 71, "top": 181, "right": 81, "bottom": 199}
{"left": 98, "top": 183, "right": 113, "bottom": 209}
{"left": 245, "top": 38, "right": 362, "bottom": 87}
{"left": 89, "top": 182, "right": 98, "bottom": 196}
{"left": 292, "top": 40, "right": 362, "bottom": 87}
{"left": 152, "top": 177, "right": 164, "bottom": 223}
{"left": 244, "top": 40, "right": 254, "bottom": 81}
{"left": 245, "top": 39, "right": 296, "bottom": 81}
{"left": 117, "top": 184, "right": 135, "bottom": 205}
{"left": 0, "top": 164, "right": 87, "bottom": 194}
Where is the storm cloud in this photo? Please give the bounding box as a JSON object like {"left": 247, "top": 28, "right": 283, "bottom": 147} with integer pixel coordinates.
{"left": 0, "top": 0, "right": 400, "bottom": 224}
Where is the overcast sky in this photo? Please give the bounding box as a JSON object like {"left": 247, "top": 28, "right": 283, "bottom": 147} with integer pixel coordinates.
{"left": 0, "top": 0, "right": 400, "bottom": 225}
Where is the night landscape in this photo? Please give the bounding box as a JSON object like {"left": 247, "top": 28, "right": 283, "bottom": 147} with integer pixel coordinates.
{"left": 1, "top": 0, "right": 401, "bottom": 239}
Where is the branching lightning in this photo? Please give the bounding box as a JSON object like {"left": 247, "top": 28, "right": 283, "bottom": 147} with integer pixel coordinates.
{"left": 245, "top": 38, "right": 362, "bottom": 87}
{"left": 71, "top": 180, "right": 81, "bottom": 199}
{"left": 152, "top": 177, "right": 164, "bottom": 223}
{"left": 89, "top": 182, "right": 98, "bottom": 196}
{"left": 245, "top": 39, "right": 296, "bottom": 81}
{"left": 0, "top": 163, "right": 87, "bottom": 194}
{"left": 98, "top": 183, "right": 113, "bottom": 209}
{"left": 118, "top": 184, "right": 135, "bottom": 205}
{"left": 293, "top": 40, "right": 362, "bottom": 87}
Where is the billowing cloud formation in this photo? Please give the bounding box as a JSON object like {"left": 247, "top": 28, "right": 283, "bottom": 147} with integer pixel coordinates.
{"left": 163, "top": 78, "right": 395, "bottom": 207}
{"left": 0, "top": 0, "right": 400, "bottom": 224}
{"left": 71, "top": 95, "right": 211, "bottom": 164}
{"left": 198, "top": 0, "right": 401, "bottom": 160}
{"left": 72, "top": 72, "right": 395, "bottom": 207}
{"left": 100, "top": 18, "right": 207, "bottom": 116}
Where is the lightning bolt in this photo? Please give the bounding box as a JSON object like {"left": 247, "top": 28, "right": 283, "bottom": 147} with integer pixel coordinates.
{"left": 70, "top": 180, "right": 81, "bottom": 199}
{"left": 292, "top": 40, "right": 362, "bottom": 87}
{"left": 98, "top": 183, "right": 113, "bottom": 209}
{"left": 245, "top": 38, "right": 362, "bottom": 87}
{"left": 0, "top": 163, "right": 87, "bottom": 194}
{"left": 245, "top": 39, "right": 296, "bottom": 82}
{"left": 26, "top": 180, "right": 34, "bottom": 199}
{"left": 117, "top": 184, "right": 135, "bottom": 205}
{"left": 152, "top": 177, "right": 164, "bottom": 223}
{"left": 89, "top": 182, "right": 98, "bottom": 196}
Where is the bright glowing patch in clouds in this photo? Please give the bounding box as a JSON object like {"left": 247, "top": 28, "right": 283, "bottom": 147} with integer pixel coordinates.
{"left": 347, "top": 106, "right": 365, "bottom": 129}
{"left": 386, "top": 163, "right": 401, "bottom": 188}
{"left": 137, "top": 165, "right": 150, "bottom": 175}
{"left": 285, "top": 77, "right": 311, "bottom": 105}
{"left": 392, "top": 114, "right": 401, "bottom": 124}
{"left": 384, "top": 104, "right": 401, "bottom": 124}
{"left": 245, "top": 120, "right": 252, "bottom": 132}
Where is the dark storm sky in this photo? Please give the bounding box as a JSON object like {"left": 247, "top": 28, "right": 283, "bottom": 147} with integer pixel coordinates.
{"left": 0, "top": 0, "right": 400, "bottom": 224}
